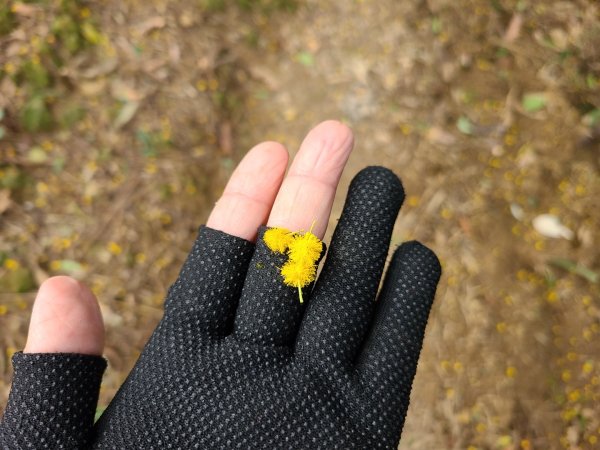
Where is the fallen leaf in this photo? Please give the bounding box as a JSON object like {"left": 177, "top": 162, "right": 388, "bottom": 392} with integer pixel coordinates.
{"left": 425, "top": 126, "right": 457, "bottom": 146}
{"left": 80, "top": 58, "right": 119, "bottom": 79}
{"left": 113, "top": 102, "right": 140, "bottom": 129}
{"left": 0, "top": 190, "right": 11, "bottom": 215}
{"left": 79, "top": 79, "right": 107, "bottom": 96}
{"left": 169, "top": 43, "right": 181, "bottom": 64}
{"left": 20, "top": 95, "right": 53, "bottom": 132}
{"left": 0, "top": 267, "right": 36, "bottom": 293}
{"left": 248, "top": 65, "right": 281, "bottom": 90}
{"left": 503, "top": 14, "right": 523, "bottom": 43}
{"left": 110, "top": 80, "right": 144, "bottom": 102}
{"left": 549, "top": 28, "right": 569, "bottom": 51}
{"left": 457, "top": 116, "right": 474, "bottom": 135}
{"left": 296, "top": 51, "right": 315, "bottom": 67}
{"left": 522, "top": 92, "right": 547, "bottom": 113}
{"left": 549, "top": 258, "right": 599, "bottom": 284}
{"left": 510, "top": 203, "right": 525, "bottom": 221}
{"left": 218, "top": 121, "right": 233, "bottom": 156}
{"left": 532, "top": 214, "right": 574, "bottom": 240}
{"left": 54, "top": 260, "right": 85, "bottom": 277}
{"left": 179, "top": 11, "right": 196, "bottom": 28}
{"left": 583, "top": 109, "right": 600, "bottom": 127}
{"left": 136, "top": 17, "right": 166, "bottom": 35}
{"left": 11, "top": 2, "right": 39, "bottom": 17}
{"left": 27, "top": 146, "right": 48, "bottom": 163}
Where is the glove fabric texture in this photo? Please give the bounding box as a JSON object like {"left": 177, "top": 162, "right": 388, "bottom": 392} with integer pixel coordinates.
{"left": 0, "top": 167, "right": 441, "bottom": 449}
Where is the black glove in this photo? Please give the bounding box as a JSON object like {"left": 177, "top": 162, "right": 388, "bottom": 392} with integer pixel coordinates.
{"left": 0, "top": 167, "right": 441, "bottom": 449}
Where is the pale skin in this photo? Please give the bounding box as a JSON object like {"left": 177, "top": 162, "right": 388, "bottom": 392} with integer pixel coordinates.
{"left": 24, "top": 120, "right": 354, "bottom": 356}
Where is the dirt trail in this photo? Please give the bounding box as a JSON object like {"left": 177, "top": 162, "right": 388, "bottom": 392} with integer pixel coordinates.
{"left": 1, "top": 0, "right": 599, "bottom": 447}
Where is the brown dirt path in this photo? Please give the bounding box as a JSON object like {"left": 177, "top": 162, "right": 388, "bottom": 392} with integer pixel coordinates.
{"left": 1, "top": 0, "right": 599, "bottom": 447}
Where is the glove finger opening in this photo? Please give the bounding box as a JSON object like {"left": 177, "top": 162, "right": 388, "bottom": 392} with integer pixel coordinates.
{"left": 163, "top": 226, "right": 254, "bottom": 337}
{"left": 0, "top": 352, "right": 106, "bottom": 449}
{"left": 232, "top": 226, "right": 325, "bottom": 347}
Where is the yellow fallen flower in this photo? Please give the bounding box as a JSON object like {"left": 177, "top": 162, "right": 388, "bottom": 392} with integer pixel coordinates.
{"left": 263, "top": 225, "right": 323, "bottom": 303}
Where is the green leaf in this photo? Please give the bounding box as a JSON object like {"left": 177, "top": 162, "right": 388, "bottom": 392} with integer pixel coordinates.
{"left": 583, "top": 108, "right": 600, "bottom": 127}
{"left": 586, "top": 74, "right": 598, "bottom": 89}
{"left": 81, "top": 22, "right": 102, "bottom": 45}
{"left": 54, "top": 259, "right": 84, "bottom": 276}
{"left": 59, "top": 104, "right": 86, "bottom": 128}
{"left": 94, "top": 407, "right": 105, "bottom": 423}
{"left": 496, "top": 47, "right": 510, "bottom": 58}
{"left": 136, "top": 130, "right": 160, "bottom": 157}
{"left": 0, "top": 4, "right": 16, "bottom": 36}
{"left": 27, "top": 146, "right": 48, "bottom": 163}
{"left": 431, "top": 17, "right": 442, "bottom": 34}
{"left": 456, "top": 116, "right": 474, "bottom": 135}
{"left": 549, "top": 258, "right": 599, "bottom": 284}
{"left": 20, "top": 95, "right": 53, "bottom": 132}
{"left": 0, "top": 166, "right": 26, "bottom": 189}
{"left": 522, "top": 92, "right": 547, "bottom": 112}
{"left": 199, "top": 0, "right": 226, "bottom": 12}
{"left": 52, "top": 156, "right": 66, "bottom": 173}
{"left": 20, "top": 60, "right": 51, "bottom": 90}
{"left": 296, "top": 51, "right": 315, "bottom": 67}
{"left": 0, "top": 268, "right": 36, "bottom": 293}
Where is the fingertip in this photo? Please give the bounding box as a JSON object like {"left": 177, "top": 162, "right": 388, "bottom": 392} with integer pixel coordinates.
{"left": 24, "top": 276, "right": 105, "bottom": 355}
{"left": 207, "top": 140, "right": 289, "bottom": 241}
{"left": 391, "top": 241, "right": 442, "bottom": 286}
{"left": 350, "top": 166, "right": 404, "bottom": 201}
{"left": 310, "top": 120, "right": 354, "bottom": 146}
{"left": 291, "top": 120, "right": 354, "bottom": 181}
{"left": 251, "top": 140, "right": 289, "bottom": 161}
{"left": 242, "top": 141, "right": 290, "bottom": 177}
{"left": 267, "top": 120, "right": 354, "bottom": 239}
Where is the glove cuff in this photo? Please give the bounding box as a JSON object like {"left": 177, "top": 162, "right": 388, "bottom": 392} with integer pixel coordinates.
{"left": 1, "top": 351, "right": 106, "bottom": 449}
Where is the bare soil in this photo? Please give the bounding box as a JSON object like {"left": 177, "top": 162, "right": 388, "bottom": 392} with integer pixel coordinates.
{"left": 1, "top": 0, "right": 599, "bottom": 448}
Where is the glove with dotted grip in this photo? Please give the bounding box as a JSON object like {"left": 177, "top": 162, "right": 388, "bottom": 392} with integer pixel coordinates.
{"left": 0, "top": 166, "right": 441, "bottom": 449}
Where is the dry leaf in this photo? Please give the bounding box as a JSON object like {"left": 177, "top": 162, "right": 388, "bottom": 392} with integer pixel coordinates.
{"left": 426, "top": 126, "right": 457, "bottom": 146}
{"left": 504, "top": 14, "right": 523, "bottom": 43}
{"left": 80, "top": 58, "right": 119, "bottom": 79}
{"left": 136, "top": 17, "right": 166, "bottom": 35}
{"left": 218, "top": 121, "right": 233, "bottom": 156}
{"left": 11, "top": 2, "right": 39, "bottom": 17}
{"left": 0, "top": 189, "right": 11, "bottom": 215}
{"left": 532, "top": 214, "right": 574, "bottom": 240}
{"left": 113, "top": 102, "right": 140, "bottom": 129}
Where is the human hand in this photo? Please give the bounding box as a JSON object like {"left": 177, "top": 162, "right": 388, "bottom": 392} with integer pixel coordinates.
{"left": 0, "top": 121, "right": 441, "bottom": 449}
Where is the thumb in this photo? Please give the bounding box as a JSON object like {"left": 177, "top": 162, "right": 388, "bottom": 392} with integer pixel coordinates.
{"left": 0, "top": 276, "right": 107, "bottom": 449}
{"left": 24, "top": 275, "right": 104, "bottom": 354}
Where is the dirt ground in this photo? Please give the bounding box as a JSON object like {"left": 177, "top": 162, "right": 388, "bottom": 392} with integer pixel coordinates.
{"left": 1, "top": 0, "right": 599, "bottom": 448}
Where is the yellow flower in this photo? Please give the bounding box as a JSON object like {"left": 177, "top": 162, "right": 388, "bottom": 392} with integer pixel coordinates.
{"left": 264, "top": 225, "right": 323, "bottom": 303}
{"left": 3, "top": 259, "right": 20, "bottom": 271}
{"left": 281, "top": 259, "right": 316, "bottom": 289}
{"left": 107, "top": 241, "right": 122, "bottom": 255}
{"left": 288, "top": 232, "right": 322, "bottom": 263}
{"left": 264, "top": 227, "right": 294, "bottom": 254}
